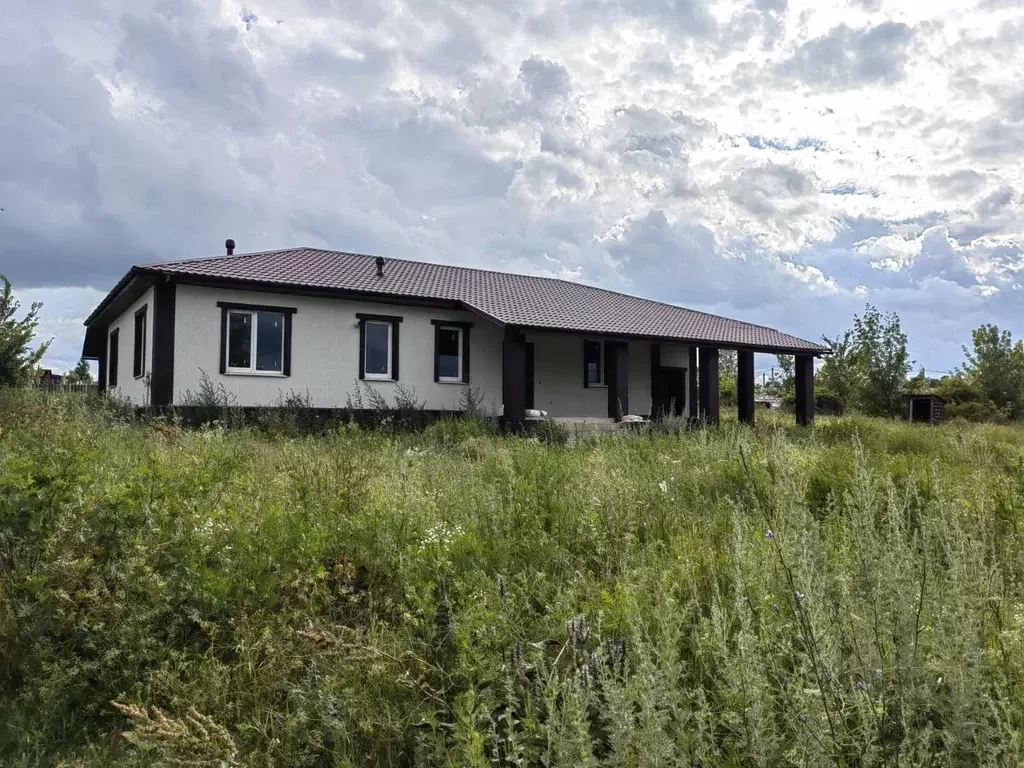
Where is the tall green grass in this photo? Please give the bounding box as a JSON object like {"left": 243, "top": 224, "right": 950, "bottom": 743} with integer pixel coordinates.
{"left": 2, "top": 390, "right": 1024, "bottom": 766}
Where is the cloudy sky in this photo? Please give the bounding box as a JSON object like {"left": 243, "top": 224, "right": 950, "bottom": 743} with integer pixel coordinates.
{"left": 3, "top": 0, "right": 1023, "bottom": 375}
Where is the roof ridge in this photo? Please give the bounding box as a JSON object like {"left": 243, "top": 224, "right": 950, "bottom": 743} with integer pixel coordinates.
{"left": 138, "top": 246, "right": 303, "bottom": 269}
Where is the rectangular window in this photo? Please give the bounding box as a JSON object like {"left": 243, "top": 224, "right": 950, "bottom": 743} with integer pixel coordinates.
{"left": 363, "top": 321, "right": 392, "bottom": 379}
{"left": 225, "top": 310, "right": 284, "bottom": 373}
{"left": 133, "top": 306, "right": 147, "bottom": 378}
{"left": 437, "top": 327, "right": 461, "bottom": 381}
{"left": 584, "top": 340, "right": 603, "bottom": 387}
{"left": 432, "top": 319, "right": 472, "bottom": 383}
{"left": 217, "top": 302, "right": 295, "bottom": 376}
{"left": 358, "top": 314, "right": 402, "bottom": 381}
{"left": 109, "top": 328, "right": 119, "bottom": 388}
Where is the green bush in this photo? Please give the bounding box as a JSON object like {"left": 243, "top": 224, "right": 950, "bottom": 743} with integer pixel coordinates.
{"left": 2, "top": 389, "right": 1024, "bottom": 766}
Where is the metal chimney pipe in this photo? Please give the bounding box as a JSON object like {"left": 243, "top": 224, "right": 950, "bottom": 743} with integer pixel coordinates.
{"left": 375, "top": 256, "right": 385, "bottom": 277}
{"left": 225, "top": 238, "right": 236, "bottom": 256}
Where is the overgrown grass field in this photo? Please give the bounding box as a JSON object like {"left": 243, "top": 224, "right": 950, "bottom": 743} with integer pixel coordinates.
{"left": 2, "top": 392, "right": 1024, "bottom": 767}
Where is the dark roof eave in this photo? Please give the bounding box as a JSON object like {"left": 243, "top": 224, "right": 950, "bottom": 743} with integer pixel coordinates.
{"left": 510, "top": 323, "right": 829, "bottom": 356}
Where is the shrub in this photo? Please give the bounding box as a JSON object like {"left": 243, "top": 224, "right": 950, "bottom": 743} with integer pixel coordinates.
{"left": 2, "top": 397, "right": 1024, "bottom": 766}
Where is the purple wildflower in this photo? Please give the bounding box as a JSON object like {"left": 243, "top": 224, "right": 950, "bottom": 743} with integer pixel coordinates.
{"left": 772, "top": 603, "right": 781, "bottom": 613}
{"left": 856, "top": 680, "right": 867, "bottom": 693}
{"left": 795, "top": 591, "right": 805, "bottom": 602}
{"left": 765, "top": 529, "right": 775, "bottom": 540}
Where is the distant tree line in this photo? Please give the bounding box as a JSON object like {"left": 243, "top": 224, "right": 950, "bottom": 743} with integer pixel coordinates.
{"left": 753, "top": 304, "right": 1024, "bottom": 423}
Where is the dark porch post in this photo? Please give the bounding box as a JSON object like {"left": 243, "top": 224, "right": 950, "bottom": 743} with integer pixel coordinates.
{"left": 795, "top": 354, "right": 815, "bottom": 426}
{"left": 650, "top": 344, "right": 662, "bottom": 419}
{"left": 606, "top": 341, "right": 629, "bottom": 419}
{"left": 698, "top": 347, "right": 720, "bottom": 425}
{"left": 687, "top": 346, "right": 698, "bottom": 419}
{"left": 502, "top": 326, "right": 527, "bottom": 426}
{"left": 150, "top": 281, "right": 176, "bottom": 407}
{"left": 737, "top": 349, "right": 755, "bottom": 425}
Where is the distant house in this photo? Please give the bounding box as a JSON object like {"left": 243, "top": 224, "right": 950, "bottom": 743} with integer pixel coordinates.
{"left": 81, "top": 242, "right": 828, "bottom": 424}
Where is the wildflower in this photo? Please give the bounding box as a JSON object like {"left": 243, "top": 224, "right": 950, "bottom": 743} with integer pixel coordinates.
{"left": 855, "top": 680, "right": 867, "bottom": 693}
{"left": 795, "top": 591, "right": 805, "bottom": 602}
{"left": 782, "top": 675, "right": 789, "bottom": 690}
{"left": 658, "top": 480, "right": 668, "bottom": 493}
{"left": 798, "top": 713, "right": 807, "bottom": 724}
{"left": 772, "top": 603, "right": 781, "bottom": 613}
{"left": 765, "top": 529, "right": 774, "bottom": 540}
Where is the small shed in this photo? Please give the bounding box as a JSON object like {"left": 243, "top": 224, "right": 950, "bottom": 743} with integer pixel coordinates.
{"left": 908, "top": 394, "right": 946, "bottom": 425}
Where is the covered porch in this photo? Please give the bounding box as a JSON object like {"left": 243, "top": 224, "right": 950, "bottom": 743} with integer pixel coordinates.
{"left": 500, "top": 326, "right": 818, "bottom": 428}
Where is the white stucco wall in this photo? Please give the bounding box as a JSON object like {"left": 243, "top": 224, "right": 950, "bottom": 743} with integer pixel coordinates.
{"left": 106, "top": 286, "right": 154, "bottom": 405}
{"left": 172, "top": 285, "right": 505, "bottom": 410}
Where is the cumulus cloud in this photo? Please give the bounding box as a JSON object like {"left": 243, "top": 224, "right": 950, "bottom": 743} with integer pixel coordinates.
{"left": 2, "top": 0, "right": 1023, "bottom": 373}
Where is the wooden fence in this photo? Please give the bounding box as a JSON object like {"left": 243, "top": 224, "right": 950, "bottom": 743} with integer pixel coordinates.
{"left": 27, "top": 380, "right": 99, "bottom": 395}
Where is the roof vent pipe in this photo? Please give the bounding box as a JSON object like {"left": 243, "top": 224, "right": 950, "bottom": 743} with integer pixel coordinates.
{"left": 375, "top": 256, "right": 385, "bottom": 277}
{"left": 225, "top": 239, "right": 236, "bottom": 256}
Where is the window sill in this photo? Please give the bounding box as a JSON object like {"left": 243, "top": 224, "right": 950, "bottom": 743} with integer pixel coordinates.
{"left": 585, "top": 384, "right": 608, "bottom": 389}
{"left": 223, "top": 370, "right": 288, "bottom": 378}
{"left": 437, "top": 379, "right": 465, "bottom": 385}
{"left": 134, "top": 374, "right": 146, "bottom": 380}
{"left": 363, "top": 376, "right": 396, "bottom": 382}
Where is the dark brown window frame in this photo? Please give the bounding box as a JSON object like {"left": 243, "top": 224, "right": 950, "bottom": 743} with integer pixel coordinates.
{"left": 583, "top": 339, "right": 604, "bottom": 388}
{"left": 357, "top": 313, "right": 402, "bottom": 381}
{"left": 431, "top": 319, "right": 472, "bottom": 384}
{"left": 133, "top": 305, "right": 148, "bottom": 379}
{"left": 217, "top": 301, "right": 296, "bottom": 376}
{"left": 108, "top": 328, "right": 120, "bottom": 388}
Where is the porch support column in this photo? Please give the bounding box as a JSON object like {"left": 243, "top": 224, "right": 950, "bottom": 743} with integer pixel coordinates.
{"left": 607, "top": 341, "right": 629, "bottom": 419}
{"left": 795, "top": 354, "right": 815, "bottom": 426}
{"left": 737, "top": 350, "right": 755, "bottom": 425}
{"left": 650, "top": 344, "right": 662, "bottom": 419}
{"left": 688, "top": 346, "right": 698, "bottom": 419}
{"left": 151, "top": 280, "right": 176, "bottom": 407}
{"left": 502, "top": 326, "right": 527, "bottom": 426}
{"left": 698, "top": 347, "right": 720, "bottom": 425}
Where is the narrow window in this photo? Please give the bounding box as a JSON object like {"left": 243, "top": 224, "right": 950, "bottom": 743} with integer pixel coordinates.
{"left": 584, "top": 340, "right": 603, "bottom": 387}
{"left": 109, "top": 328, "right": 120, "bottom": 388}
{"left": 218, "top": 302, "right": 295, "bottom": 375}
{"left": 363, "top": 321, "right": 392, "bottom": 379}
{"left": 432, "top": 320, "right": 472, "bottom": 383}
{"left": 358, "top": 314, "right": 402, "bottom": 381}
{"left": 133, "top": 306, "right": 147, "bottom": 378}
{"left": 437, "top": 327, "right": 462, "bottom": 381}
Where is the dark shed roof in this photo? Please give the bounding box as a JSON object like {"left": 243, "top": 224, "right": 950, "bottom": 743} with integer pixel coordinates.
{"left": 85, "top": 247, "right": 829, "bottom": 354}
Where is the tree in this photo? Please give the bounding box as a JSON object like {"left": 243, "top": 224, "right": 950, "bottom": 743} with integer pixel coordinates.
{"left": 719, "top": 350, "right": 738, "bottom": 379}
{"left": 816, "top": 329, "right": 859, "bottom": 411}
{"left": 718, "top": 350, "right": 738, "bottom": 407}
{"left": 960, "top": 324, "right": 1024, "bottom": 420}
{"left": 64, "top": 358, "right": 94, "bottom": 384}
{"left": 851, "top": 304, "right": 911, "bottom": 417}
{"left": 0, "top": 274, "right": 50, "bottom": 386}
{"left": 762, "top": 354, "right": 795, "bottom": 403}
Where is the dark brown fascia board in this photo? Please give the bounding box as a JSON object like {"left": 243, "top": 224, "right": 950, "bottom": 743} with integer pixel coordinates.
{"left": 510, "top": 324, "right": 829, "bottom": 357}
{"left": 83, "top": 268, "right": 155, "bottom": 327}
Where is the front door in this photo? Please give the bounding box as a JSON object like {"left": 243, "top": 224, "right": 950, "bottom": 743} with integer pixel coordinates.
{"left": 657, "top": 367, "right": 686, "bottom": 417}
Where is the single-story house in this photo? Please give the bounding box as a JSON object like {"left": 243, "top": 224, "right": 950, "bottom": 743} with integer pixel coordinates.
{"left": 81, "top": 242, "right": 829, "bottom": 425}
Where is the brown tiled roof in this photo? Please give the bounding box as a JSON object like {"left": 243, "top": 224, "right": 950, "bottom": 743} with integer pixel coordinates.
{"left": 133, "top": 247, "right": 827, "bottom": 353}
